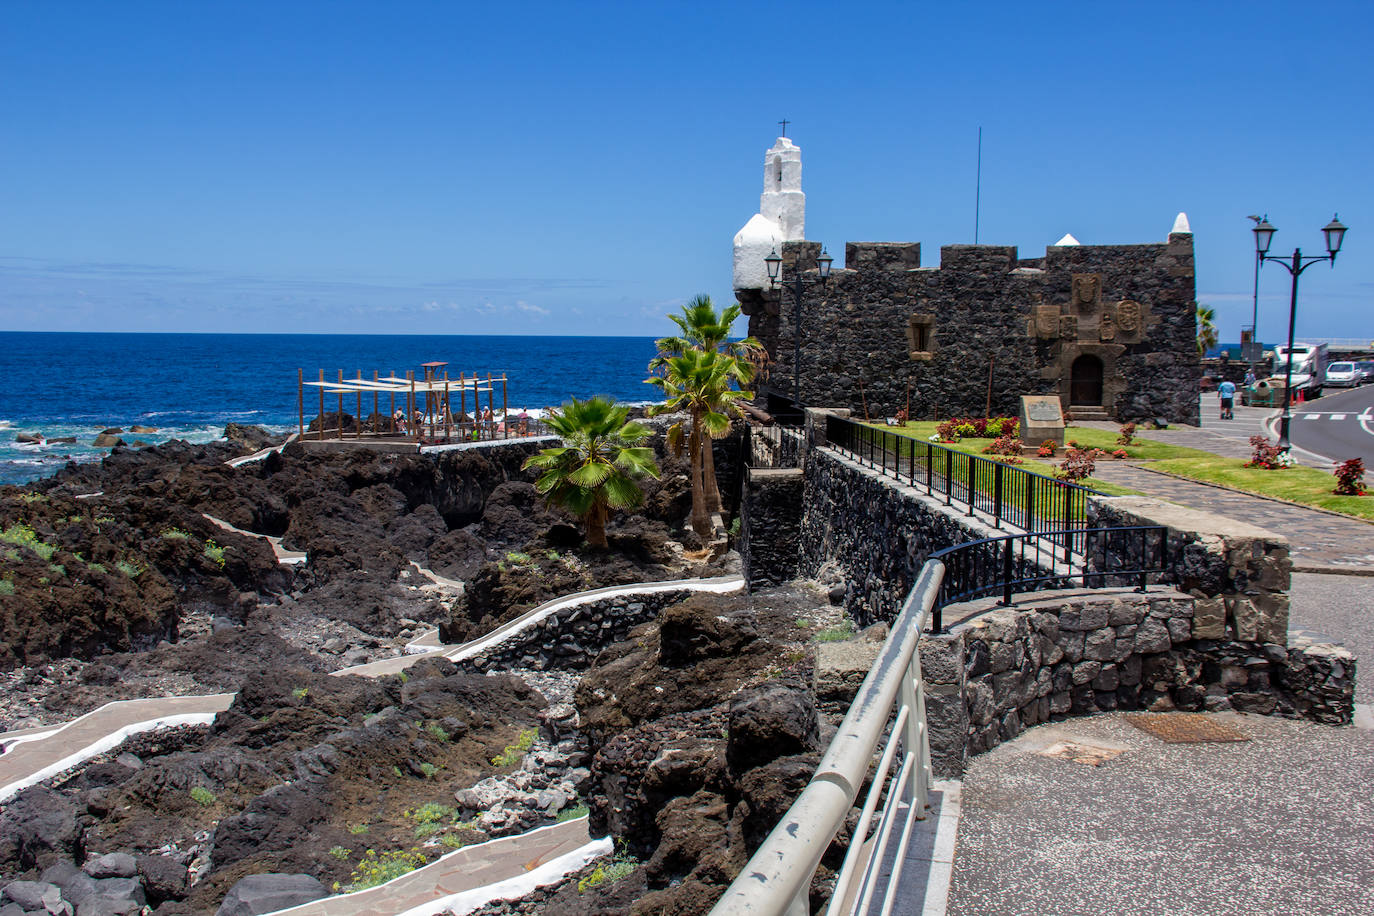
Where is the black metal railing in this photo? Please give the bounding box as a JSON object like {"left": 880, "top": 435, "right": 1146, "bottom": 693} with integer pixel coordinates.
{"left": 825, "top": 415, "right": 1096, "bottom": 557}
{"left": 928, "top": 525, "right": 1169, "bottom": 631}
{"left": 746, "top": 424, "right": 804, "bottom": 469}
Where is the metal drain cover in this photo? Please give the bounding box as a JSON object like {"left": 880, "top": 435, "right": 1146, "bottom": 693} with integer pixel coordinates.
{"left": 1040, "top": 740, "right": 1125, "bottom": 767}
{"left": 1126, "top": 713, "right": 1249, "bottom": 743}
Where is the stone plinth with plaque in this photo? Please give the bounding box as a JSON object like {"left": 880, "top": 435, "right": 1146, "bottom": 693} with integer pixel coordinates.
{"left": 1020, "top": 395, "right": 1065, "bottom": 447}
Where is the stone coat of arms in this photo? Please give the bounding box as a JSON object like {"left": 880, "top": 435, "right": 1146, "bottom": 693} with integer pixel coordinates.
{"left": 1073, "top": 274, "right": 1101, "bottom": 312}
{"left": 1117, "top": 299, "right": 1142, "bottom": 334}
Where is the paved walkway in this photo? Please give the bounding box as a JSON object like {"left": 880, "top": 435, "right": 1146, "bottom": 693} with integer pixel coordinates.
{"left": 947, "top": 713, "right": 1374, "bottom": 916}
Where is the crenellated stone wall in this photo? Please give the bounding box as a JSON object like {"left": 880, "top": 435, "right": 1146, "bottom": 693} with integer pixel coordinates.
{"left": 738, "top": 232, "right": 1200, "bottom": 425}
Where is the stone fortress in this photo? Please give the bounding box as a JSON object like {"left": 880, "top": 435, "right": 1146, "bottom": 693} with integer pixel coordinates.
{"left": 733, "top": 136, "right": 1202, "bottom": 425}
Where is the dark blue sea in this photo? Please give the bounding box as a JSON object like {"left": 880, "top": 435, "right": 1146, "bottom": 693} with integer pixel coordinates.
{"left": 0, "top": 332, "right": 662, "bottom": 486}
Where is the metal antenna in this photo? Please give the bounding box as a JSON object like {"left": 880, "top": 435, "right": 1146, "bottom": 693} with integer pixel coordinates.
{"left": 974, "top": 127, "right": 983, "bottom": 244}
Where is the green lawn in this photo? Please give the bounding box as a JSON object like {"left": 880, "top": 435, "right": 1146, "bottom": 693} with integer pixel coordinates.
{"left": 865, "top": 421, "right": 1374, "bottom": 522}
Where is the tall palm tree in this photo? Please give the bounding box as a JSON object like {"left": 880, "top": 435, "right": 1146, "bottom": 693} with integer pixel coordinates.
{"left": 646, "top": 350, "right": 751, "bottom": 537}
{"left": 1196, "top": 304, "right": 1219, "bottom": 356}
{"left": 649, "top": 295, "right": 765, "bottom": 513}
{"left": 522, "top": 397, "right": 659, "bottom": 549}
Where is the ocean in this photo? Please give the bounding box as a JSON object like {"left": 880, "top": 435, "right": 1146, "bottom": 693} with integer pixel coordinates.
{"left": 0, "top": 332, "right": 662, "bottom": 486}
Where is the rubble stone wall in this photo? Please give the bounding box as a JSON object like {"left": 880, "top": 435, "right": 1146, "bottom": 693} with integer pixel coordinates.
{"left": 465, "top": 590, "right": 692, "bottom": 672}
{"left": 919, "top": 590, "right": 1354, "bottom": 777}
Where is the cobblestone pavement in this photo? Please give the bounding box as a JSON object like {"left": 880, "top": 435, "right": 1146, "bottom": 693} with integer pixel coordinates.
{"left": 947, "top": 713, "right": 1374, "bottom": 916}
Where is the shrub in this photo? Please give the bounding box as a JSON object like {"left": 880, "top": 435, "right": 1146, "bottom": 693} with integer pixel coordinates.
{"left": 190, "top": 786, "right": 216, "bottom": 806}
{"left": 292, "top": 686, "right": 308, "bottom": 700}
{"left": 1111, "top": 449, "right": 1129, "bottom": 459}
{"left": 336, "top": 848, "right": 427, "bottom": 893}
{"left": 87, "top": 562, "right": 107, "bottom": 574}
{"left": 934, "top": 419, "right": 960, "bottom": 442}
{"left": 981, "top": 436, "right": 1023, "bottom": 458}
{"left": 1037, "top": 439, "right": 1056, "bottom": 458}
{"left": 1245, "top": 436, "right": 1293, "bottom": 470}
{"left": 1056, "top": 447, "right": 1102, "bottom": 482}
{"left": 203, "top": 539, "right": 226, "bottom": 568}
{"left": 116, "top": 560, "right": 143, "bottom": 578}
{"left": 348, "top": 824, "right": 369, "bottom": 835}
{"left": 1334, "top": 458, "right": 1366, "bottom": 496}
{"left": 409, "top": 803, "right": 456, "bottom": 824}
{"left": 425, "top": 723, "right": 451, "bottom": 742}
{"left": 491, "top": 729, "right": 537, "bottom": 767}
{"left": 160, "top": 527, "right": 190, "bottom": 540}
{"left": 440, "top": 834, "right": 469, "bottom": 849}
{"left": 1117, "top": 422, "right": 1137, "bottom": 446}
{"left": 329, "top": 846, "right": 352, "bottom": 860}
{"left": 1, "top": 523, "right": 56, "bottom": 560}
{"left": 578, "top": 856, "right": 638, "bottom": 893}
{"left": 418, "top": 762, "right": 438, "bottom": 779}
{"left": 505, "top": 551, "right": 533, "bottom": 565}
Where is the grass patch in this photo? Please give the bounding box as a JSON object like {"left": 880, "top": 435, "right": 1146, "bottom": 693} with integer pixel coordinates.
{"left": 160, "top": 527, "right": 190, "bottom": 540}
{"left": 1146, "top": 458, "right": 1374, "bottom": 521}
{"left": 348, "top": 823, "right": 369, "bottom": 835}
{"left": 16, "top": 492, "right": 46, "bottom": 504}
{"left": 329, "top": 846, "right": 351, "bottom": 860}
{"left": 424, "top": 722, "right": 451, "bottom": 742}
{"left": 556, "top": 803, "right": 590, "bottom": 823}
{"left": 491, "top": 728, "right": 537, "bottom": 767}
{"left": 87, "top": 562, "right": 107, "bottom": 574}
{"left": 418, "top": 762, "right": 438, "bottom": 779}
{"left": 189, "top": 786, "right": 216, "bottom": 806}
{"left": 1, "top": 523, "right": 57, "bottom": 560}
{"left": 0, "top": 581, "right": 14, "bottom": 596}
{"left": 335, "top": 848, "right": 427, "bottom": 893}
{"left": 408, "top": 803, "right": 456, "bottom": 825}
{"left": 291, "top": 686, "right": 309, "bottom": 700}
{"left": 203, "top": 538, "right": 226, "bottom": 568}
{"left": 116, "top": 560, "right": 144, "bottom": 578}
{"left": 505, "top": 551, "right": 533, "bottom": 565}
{"left": 813, "top": 619, "right": 856, "bottom": 643}
{"left": 439, "top": 834, "right": 469, "bottom": 849}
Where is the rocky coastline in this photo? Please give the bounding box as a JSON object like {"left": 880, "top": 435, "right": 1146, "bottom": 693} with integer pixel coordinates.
{"left": 0, "top": 421, "right": 844, "bottom": 916}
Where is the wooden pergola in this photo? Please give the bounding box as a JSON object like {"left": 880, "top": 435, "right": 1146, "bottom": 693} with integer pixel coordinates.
{"left": 297, "top": 364, "right": 539, "bottom": 443}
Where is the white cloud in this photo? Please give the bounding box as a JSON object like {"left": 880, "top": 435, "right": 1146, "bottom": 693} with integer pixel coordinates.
{"left": 516, "top": 300, "right": 550, "bottom": 316}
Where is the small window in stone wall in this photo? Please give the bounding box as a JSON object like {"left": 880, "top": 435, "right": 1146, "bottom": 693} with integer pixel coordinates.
{"left": 907, "top": 314, "right": 935, "bottom": 361}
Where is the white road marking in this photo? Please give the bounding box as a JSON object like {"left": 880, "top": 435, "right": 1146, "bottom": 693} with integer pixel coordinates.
{"left": 1331, "top": 414, "right": 1347, "bottom": 421}
{"left": 1360, "top": 408, "right": 1374, "bottom": 439}
{"left": 1302, "top": 413, "right": 1321, "bottom": 420}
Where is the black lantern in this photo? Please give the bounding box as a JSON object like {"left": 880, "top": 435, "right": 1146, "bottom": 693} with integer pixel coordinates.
{"left": 1252, "top": 217, "right": 1276, "bottom": 255}
{"left": 816, "top": 247, "right": 833, "bottom": 280}
{"left": 1323, "top": 214, "right": 1348, "bottom": 258}
{"left": 764, "top": 249, "right": 782, "bottom": 285}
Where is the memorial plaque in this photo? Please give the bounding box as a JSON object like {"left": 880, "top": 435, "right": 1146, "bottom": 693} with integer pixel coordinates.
{"left": 1020, "top": 395, "right": 1065, "bottom": 447}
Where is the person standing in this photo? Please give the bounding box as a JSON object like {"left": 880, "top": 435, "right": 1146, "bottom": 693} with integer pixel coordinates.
{"left": 1218, "top": 378, "right": 1237, "bottom": 420}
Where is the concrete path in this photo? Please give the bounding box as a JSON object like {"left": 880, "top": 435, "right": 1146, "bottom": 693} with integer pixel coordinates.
{"left": 203, "top": 514, "right": 308, "bottom": 566}
{"left": 946, "top": 712, "right": 1374, "bottom": 916}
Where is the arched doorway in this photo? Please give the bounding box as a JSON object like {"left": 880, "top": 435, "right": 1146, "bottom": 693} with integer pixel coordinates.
{"left": 1070, "top": 354, "right": 1104, "bottom": 406}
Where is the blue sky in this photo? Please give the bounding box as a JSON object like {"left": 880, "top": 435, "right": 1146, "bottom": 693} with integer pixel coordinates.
{"left": 1, "top": 1, "right": 1370, "bottom": 341}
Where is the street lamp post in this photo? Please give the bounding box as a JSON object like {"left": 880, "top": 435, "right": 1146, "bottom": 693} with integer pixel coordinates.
{"left": 764, "top": 246, "right": 832, "bottom": 412}
{"left": 1253, "top": 214, "right": 1349, "bottom": 451}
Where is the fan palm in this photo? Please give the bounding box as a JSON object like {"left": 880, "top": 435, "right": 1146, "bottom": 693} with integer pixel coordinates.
{"left": 521, "top": 397, "right": 660, "bottom": 549}
{"left": 1196, "top": 304, "right": 1219, "bottom": 356}
{"left": 646, "top": 349, "right": 751, "bottom": 537}
{"left": 649, "top": 295, "right": 765, "bottom": 514}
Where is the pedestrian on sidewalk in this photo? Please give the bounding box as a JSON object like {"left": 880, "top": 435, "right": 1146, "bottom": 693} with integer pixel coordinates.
{"left": 1218, "top": 379, "right": 1236, "bottom": 419}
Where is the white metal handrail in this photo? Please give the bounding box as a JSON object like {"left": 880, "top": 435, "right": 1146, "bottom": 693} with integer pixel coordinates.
{"left": 709, "top": 560, "right": 944, "bottom": 916}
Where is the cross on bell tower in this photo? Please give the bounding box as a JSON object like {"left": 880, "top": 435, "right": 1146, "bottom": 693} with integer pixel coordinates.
{"left": 778, "top": 118, "right": 789, "bottom": 137}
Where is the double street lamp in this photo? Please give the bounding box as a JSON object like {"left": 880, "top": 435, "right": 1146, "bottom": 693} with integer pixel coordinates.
{"left": 764, "top": 246, "right": 832, "bottom": 411}
{"left": 1253, "top": 214, "right": 1349, "bottom": 451}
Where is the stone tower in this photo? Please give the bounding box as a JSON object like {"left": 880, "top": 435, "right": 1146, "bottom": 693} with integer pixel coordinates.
{"left": 733, "top": 137, "right": 806, "bottom": 292}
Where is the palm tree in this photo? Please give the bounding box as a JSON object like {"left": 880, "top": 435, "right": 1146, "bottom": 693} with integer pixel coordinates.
{"left": 1196, "top": 304, "right": 1219, "bottom": 356}
{"left": 649, "top": 295, "right": 764, "bottom": 514}
{"left": 521, "top": 397, "right": 660, "bottom": 549}
{"left": 646, "top": 349, "right": 751, "bottom": 537}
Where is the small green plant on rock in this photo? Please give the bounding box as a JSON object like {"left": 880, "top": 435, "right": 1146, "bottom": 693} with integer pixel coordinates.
{"left": 424, "top": 723, "right": 451, "bottom": 742}
{"left": 440, "top": 834, "right": 469, "bottom": 849}
{"left": 189, "top": 786, "right": 216, "bottom": 806}
{"left": 335, "top": 848, "right": 427, "bottom": 893}
{"left": 0, "top": 580, "right": 14, "bottom": 597}
{"left": 418, "top": 762, "right": 438, "bottom": 779}
{"left": 348, "top": 823, "right": 369, "bottom": 835}
{"left": 116, "top": 560, "right": 143, "bottom": 578}
{"left": 292, "top": 686, "right": 309, "bottom": 700}
{"left": 161, "top": 527, "right": 190, "bottom": 541}
{"left": 491, "top": 728, "right": 537, "bottom": 767}
{"left": 505, "top": 551, "right": 533, "bottom": 565}
{"left": 813, "top": 619, "right": 856, "bottom": 643}
{"left": 203, "top": 539, "right": 226, "bottom": 568}
{"left": 577, "top": 853, "right": 638, "bottom": 893}
{"left": 556, "top": 803, "right": 590, "bottom": 823}
{"left": 329, "top": 846, "right": 351, "bottom": 860}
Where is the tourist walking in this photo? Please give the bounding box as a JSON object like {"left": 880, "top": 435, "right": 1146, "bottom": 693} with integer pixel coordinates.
{"left": 1218, "top": 378, "right": 1236, "bottom": 419}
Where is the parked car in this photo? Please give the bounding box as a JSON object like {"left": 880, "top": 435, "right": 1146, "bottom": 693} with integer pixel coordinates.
{"left": 1358, "top": 361, "right": 1374, "bottom": 385}
{"left": 1324, "top": 361, "right": 1362, "bottom": 388}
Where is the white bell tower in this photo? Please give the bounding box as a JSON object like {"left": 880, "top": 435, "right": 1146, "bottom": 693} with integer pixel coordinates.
{"left": 733, "top": 136, "right": 806, "bottom": 291}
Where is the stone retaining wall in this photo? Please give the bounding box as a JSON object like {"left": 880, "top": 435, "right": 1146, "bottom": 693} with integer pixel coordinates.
{"left": 740, "top": 468, "right": 804, "bottom": 590}
{"left": 465, "top": 590, "right": 692, "bottom": 672}
{"left": 919, "top": 589, "right": 1354, "bottom": 776}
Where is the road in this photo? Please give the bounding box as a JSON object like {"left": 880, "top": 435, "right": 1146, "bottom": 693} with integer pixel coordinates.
{"left": 1283, "top": 384, "right": 1374, "bottom": 464}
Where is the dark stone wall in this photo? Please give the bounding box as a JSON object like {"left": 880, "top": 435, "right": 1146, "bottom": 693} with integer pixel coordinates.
{"left": 740, "top": 233, "right": 1200, "bottom": 425}
{"left": 740, "top": 468, "right": 804, "bottom": 590}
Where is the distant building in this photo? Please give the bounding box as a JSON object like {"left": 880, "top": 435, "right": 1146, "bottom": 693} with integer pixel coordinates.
{"left": 732, "top": 137, "right": 1201, "bottom": 426}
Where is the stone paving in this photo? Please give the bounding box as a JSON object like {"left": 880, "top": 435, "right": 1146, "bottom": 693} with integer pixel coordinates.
{"left": 947, "top": 713, "right": 1374, "bottom": 916}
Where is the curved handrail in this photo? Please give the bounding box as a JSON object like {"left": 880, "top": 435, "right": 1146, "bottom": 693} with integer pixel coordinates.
{"left": 709, "top": 560, "right": 944, "bottom": 916}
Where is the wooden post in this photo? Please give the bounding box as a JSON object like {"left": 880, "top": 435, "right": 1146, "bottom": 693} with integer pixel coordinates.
{"left": 459, "top": 372, "right": 466, "bottom": 439}
{"left": 297, "top": 368, "right": 304, "bottom": 438}
{"left": 501, "top": 374, "right": 509, "bottom": 440}
{"left": 487, "top": 373, "right": 494, "bottom": 439}
{"left": 444, "top": 376, "right": 452, "bottom": 440}
{"left": 858, "top": 378, "right": 870, "bottom": 422}
{"left": 318, "top": 369, "right": 325, "bottom": 440}
{"left": 985, "top": 356, "right": 995, "bottom": 419}
{"left": 905, "top": 382, "right": 911, "bottom": 423}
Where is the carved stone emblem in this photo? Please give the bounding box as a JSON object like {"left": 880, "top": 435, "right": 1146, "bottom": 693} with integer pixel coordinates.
{"left": 1060, "top": 315, "right": 1078, "bottom": 339}
{"left": 1099, "top": 311, "right": 1115, "bottom": 341}
{"left": 1117, "top": 299, "right": 1141, "bottom": 334}
{"left": 1073, "top": 274, "right": 1101, "bottom": 312}
{"left": 1034, "top": 304, "right": 1059, "bottom": 339}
